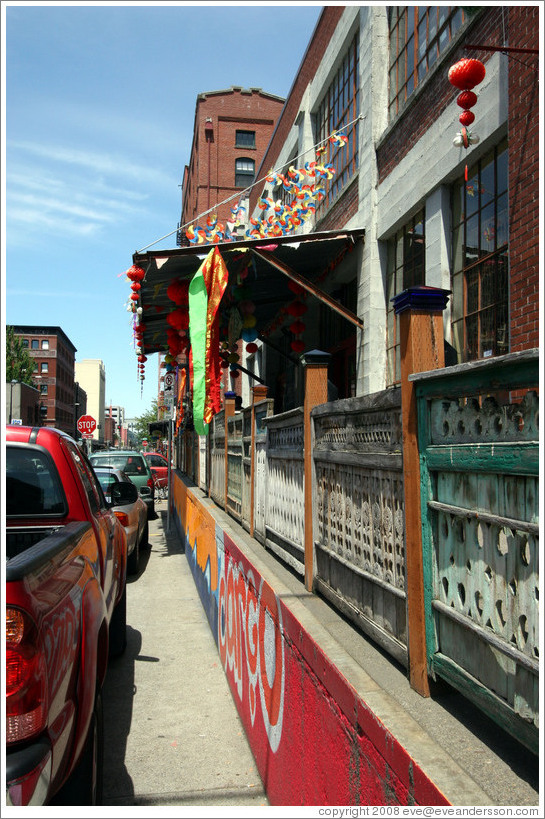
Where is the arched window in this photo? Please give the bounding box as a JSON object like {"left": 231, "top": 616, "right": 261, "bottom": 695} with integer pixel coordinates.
{"left": 235, "top": 157, "right": 255, "bottom": 188}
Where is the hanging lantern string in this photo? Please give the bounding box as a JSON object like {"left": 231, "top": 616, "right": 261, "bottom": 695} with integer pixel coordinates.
{"left": 136, "top": 114, "right": 365, "bottom": 254}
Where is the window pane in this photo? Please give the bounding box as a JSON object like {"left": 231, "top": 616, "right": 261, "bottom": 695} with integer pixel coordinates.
{"left": 496, "top": 193, "right": 509, "bottom": 247}
{"left": 466, "top": 266, "right": 479, "bottom": 314}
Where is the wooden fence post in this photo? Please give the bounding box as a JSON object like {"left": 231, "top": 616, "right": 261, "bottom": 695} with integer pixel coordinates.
{"left": 393, "top": 286, "right": 450, "bottom": 698}
{"left": 302, "top": 350, "right": 330, "bottom": 592}
{"left": 224, "top": 391, "right": 236, "bottom": 509}
{"left": 250, "top": 385, "right": 268, "bottom": 538}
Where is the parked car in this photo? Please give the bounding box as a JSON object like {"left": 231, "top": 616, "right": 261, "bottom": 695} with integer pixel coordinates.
{"left": 89, "top": 450, "right": 155, "bottom": 517}
{"left": 143, "top": 451, "right": 170, "bottom": 490}
{"left": 6, "top": 425, "right": 129, "bottom": 805}
{"left": 93, "top": 467, "right": 148, "bottom": 575}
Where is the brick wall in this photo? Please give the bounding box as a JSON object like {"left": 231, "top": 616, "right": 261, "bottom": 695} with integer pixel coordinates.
{"left": 507, "top": 5, "right": 539, "bottom": 352}
{"left": 315, "top": 176, "right": 359, "bottom": 232}
{"left": 181, "top": 88, "right": 285, "bottom": 233}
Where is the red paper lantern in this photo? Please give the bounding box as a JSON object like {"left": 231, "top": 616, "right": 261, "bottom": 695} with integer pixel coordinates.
{"left": 126, "top": 264, "right": 145, "bottom": 282}
{"left": 166, "top": 308, "right": 189, "bottom": 331}
{"left": 130, "top": 293, "right": 139, "bottom": 301}
{"left": 289, "top": 320, "right": 305, "bottom": 335}
{"left": 131, "top": 282, "right": 141, "bottom": 292}
{"left": 138, "top": 355, "right": 147, "bottom": 363}
{"left": 456, "top": 90, "right": 478, "bottom": 109}
{"left": 246, "top": 342, "right": 258, "bottom": 354}
{"left": 286, "top": 300, "right": 307, "bottom": 317}
{"left": 459, "top": 110, "right": 475, "bottom": 126}
{"left": 290, "top": 339, "right": 305, "bottom": 354}
{"left": 448, "top": 58, "right": 486, "bottom": 90}
{"left": 167, "top": 279, "right": 189, "bottom": 305}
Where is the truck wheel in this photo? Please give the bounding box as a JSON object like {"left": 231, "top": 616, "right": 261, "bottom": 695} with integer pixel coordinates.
{"left": 109, "top": 586, "right": 127, "bottom": 657}
{"left": 51, "top": 686, "right": 104, "bottom": 805}
{"left": 141, "top": 520, "right": 149, "bottom": 547}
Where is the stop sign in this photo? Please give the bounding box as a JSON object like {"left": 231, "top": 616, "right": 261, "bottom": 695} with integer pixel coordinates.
{"left": 77, "top": 414, "right": 97, "bottom": 435}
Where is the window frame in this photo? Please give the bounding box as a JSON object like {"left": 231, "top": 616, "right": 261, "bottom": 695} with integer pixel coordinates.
{"left": 386, "top": 209, "right": 426, "bottom": 387}
{"left": 314, "top": 30, "right": 360, "bottom": 218}
{"left": 235, "top": 157, "right": 255, "bottom": 188}
{"left": 235, "top": 130, "right": 256, "bottom": 149}
{"left": 450, "top": 140, "right": 509, "bottom": 363}
{"left": 388, "top": 6, "right": 466, "bottom": 120}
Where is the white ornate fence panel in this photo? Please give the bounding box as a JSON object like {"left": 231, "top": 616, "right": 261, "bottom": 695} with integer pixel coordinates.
{"left": 198, "top": 435, "right": 208, "bottom": 491}
{"left": 241, "top": 407, "right": 252, "bottom": 531}
{"left": 253, "top": 400, "right": 274, "bottom": 543}
{"left": 210, "top": 410, "right": 225, "bottom": 508}
{"left": 262, "top": 408, "right": 305, "bottom": 575}
{"left": 312, "top": 390, "right": 407, "bottom": 666}
{"left": 226, "top": 412, "right": 243, "bottom": 521}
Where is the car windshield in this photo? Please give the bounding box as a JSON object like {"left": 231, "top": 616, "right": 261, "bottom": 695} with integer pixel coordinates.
{"left": 91, "top": 455, "right": 146, "bottom": 476}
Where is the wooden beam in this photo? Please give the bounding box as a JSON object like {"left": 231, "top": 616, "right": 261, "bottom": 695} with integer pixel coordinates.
{"left": 251, "top": 248, "right": 364, "bottom": 329}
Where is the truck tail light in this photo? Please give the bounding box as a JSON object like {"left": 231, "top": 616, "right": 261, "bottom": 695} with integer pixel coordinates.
{"left": 114, "top": 510, "right": 130, "bottom": 526}
{"left": 147, "top": 477, "right": 154, "bottom": 490}
{"left": 6, "top": 608, "right": 48, "bottom": 744}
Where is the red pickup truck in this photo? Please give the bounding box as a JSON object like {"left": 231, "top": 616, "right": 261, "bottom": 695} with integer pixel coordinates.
{"left": 5, "top": 425, "right": 132, "bottom": 806}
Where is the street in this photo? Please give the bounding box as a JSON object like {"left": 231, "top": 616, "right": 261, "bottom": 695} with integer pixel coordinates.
{"left": 101, "top": 499, "right": 269, "bottom": 807}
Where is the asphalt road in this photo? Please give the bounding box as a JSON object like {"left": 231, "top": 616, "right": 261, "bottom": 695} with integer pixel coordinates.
{"left": 101, "top": 500, "right": 269, "bottom": 807}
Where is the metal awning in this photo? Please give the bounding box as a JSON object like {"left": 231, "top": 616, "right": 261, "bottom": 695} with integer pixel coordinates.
{"left": 131, "top": 228, "right": 365, "bottom": 356}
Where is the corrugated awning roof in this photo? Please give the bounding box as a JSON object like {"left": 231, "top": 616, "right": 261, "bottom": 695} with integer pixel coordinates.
{"left": 131, "top": 228, "right": 365, "bottom": 356}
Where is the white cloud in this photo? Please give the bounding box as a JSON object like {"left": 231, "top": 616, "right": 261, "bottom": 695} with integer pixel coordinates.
{"left": 9, "top": 139, "right": 173, "bottom": 188}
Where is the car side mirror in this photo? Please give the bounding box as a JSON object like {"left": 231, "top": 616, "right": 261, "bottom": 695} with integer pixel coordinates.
{"left": 111, "top": 482, "right": 138, "bottom": 505}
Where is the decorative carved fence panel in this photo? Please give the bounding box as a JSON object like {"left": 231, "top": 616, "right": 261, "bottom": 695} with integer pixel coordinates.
{"left": 241, "top": 407, "right": 252, "bottom": 531}
{"left": 226, "top": 412, "right": 243, "bottom": 521}
{"left": 198, "top": 435, "right": 208, "bottom": 491}
{"left": 312, "top": 390, "right": 407, "bottom": 666}
{"left": 262, "top": 408, "right": 305, "bottom": 575}
{"left": 415, "top": 351, "right": 539, "bottom": 753}
{"left": 253, "top": 399, "right": 274, "bottom": 543}
{"left": 210, "top": 410, "right": 225, "bottom": 508}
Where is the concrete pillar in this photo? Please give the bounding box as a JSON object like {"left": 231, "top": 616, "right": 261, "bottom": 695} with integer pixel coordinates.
{"left": 393, "top": 286, "right": 450, "bottom": 698}
{"left": 302, "top": 350, "right": 330, "bottom": 592}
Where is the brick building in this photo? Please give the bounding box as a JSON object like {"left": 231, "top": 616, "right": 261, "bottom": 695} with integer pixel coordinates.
{"left": 244, "top": 5, "right": 539, "bottom": 401}
{"left": 178, "top": 86, "right": 285, "bottom": 243}
{"left": 12, "top": 325, "right": 79, "bottom": 435}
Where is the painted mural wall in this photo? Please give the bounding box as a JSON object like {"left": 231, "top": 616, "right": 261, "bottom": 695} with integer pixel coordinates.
{"left": 171, "top": 471, "right": 449, "bottom": 807}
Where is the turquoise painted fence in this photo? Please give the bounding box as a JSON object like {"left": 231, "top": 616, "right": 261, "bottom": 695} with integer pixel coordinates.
{"left": 413, "top": 350, "right": 539, "bottom": 753}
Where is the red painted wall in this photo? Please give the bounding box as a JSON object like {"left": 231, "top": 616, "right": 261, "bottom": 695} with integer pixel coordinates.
{"left": 173, "top": 473, "right": 450, "bottom": 806}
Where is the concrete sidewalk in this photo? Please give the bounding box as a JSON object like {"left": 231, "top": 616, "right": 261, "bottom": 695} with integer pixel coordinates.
{"left": 101, "top": 503, "right": 269, "bottom": 807}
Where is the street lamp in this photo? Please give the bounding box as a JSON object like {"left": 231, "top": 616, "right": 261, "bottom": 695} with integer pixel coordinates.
{"left": 74, "top": 402, "right": 80, "bottom": 438}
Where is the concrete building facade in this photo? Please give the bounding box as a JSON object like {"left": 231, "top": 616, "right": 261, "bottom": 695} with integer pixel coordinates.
{"left": 245, "top": 5, "right": 539, "bottom": 402}
{"left": 75, "top": 359, "right": 106, "bottom": 444}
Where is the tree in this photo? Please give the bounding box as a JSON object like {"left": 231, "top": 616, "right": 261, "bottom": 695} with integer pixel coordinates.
{"left": 133, "top": 399, "right": 159, "bottom": 444}
{"left": 6, "top": 326, "right": 35, "bottom": 384}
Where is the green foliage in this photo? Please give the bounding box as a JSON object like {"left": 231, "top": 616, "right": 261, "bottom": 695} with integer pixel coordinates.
{"left": 6, "top": 326, "right": 35, "bottom": 384}
{"left": 133, "top": 399, "right": 159, "bottom": 444}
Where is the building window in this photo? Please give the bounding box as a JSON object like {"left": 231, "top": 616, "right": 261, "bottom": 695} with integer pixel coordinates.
{"left": 235, "top": 157, "right": 255, "bottom": 188}
{"left": 41, "top": 362, "right": 49, "bottom": 373}
{"left": 451, "top": 140, "right": 509, "bottom": 362}
{"left": 315, "top": 30, "right": 360, "bottom": 217}
{"left": 386, "top": 209, "right": 426, "bottom": 386}
{"left": 389, "top": 6, "right": 466, "bottom": 119}
{"left": 41, "top": 339, "right": 49, "bottom": 349}
{"left": 31, "top": 339, "right": 39, "bottom": 349}
{"left": 40, "top": 384, "right": 48, "bottom": 395}
{"left": 22, "top": 338, "right": 29, "bottom": 347}
{"left": 236, "top": 130, "right": 255, "bottom": 149}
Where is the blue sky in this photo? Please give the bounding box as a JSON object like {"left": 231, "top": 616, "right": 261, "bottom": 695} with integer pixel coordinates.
{"left": 2, "top": 1, "right": 322, "bottom": 418}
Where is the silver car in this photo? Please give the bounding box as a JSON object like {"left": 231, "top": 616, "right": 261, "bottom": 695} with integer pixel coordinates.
{"left": 93, "top": 466, "right": 148, "bottom": 575}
